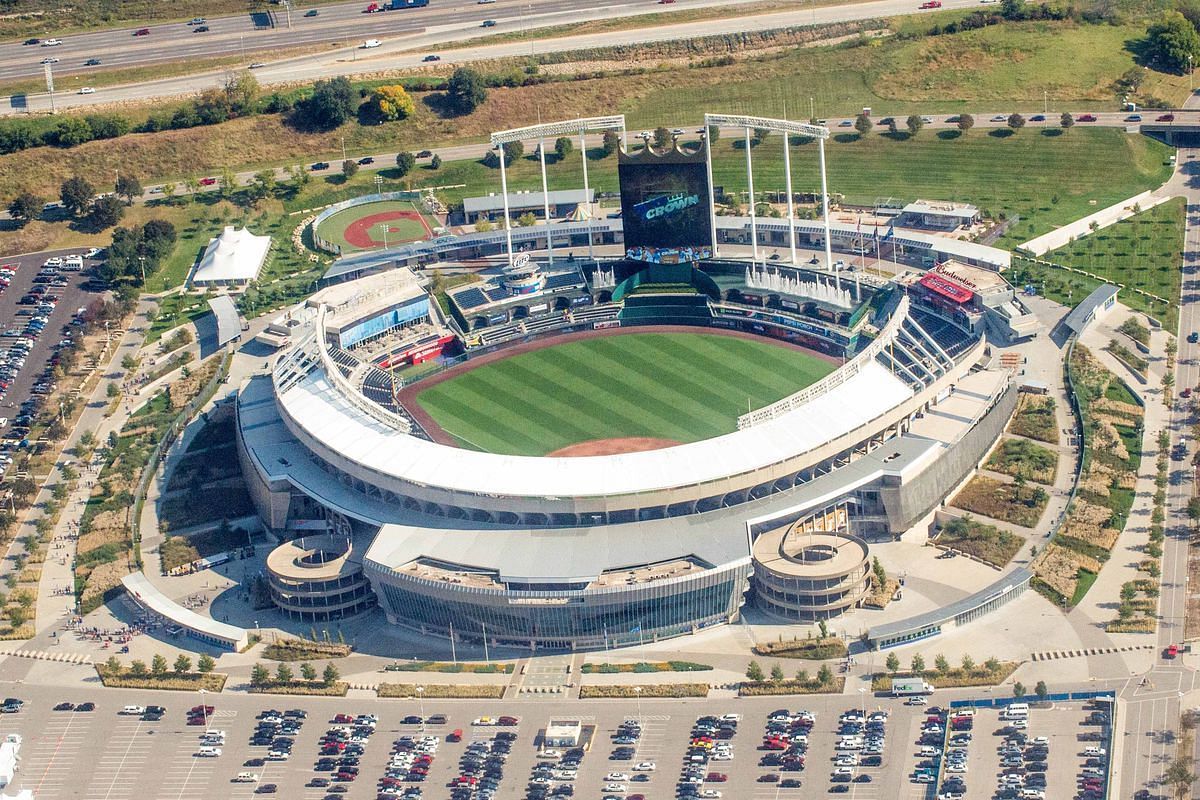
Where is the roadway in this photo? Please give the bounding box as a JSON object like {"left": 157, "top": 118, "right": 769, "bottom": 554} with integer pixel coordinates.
{"left": 2, "top": 0, "right": 995, "bottom": 115}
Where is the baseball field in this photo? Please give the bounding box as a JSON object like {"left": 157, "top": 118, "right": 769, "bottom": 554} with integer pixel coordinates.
{"left": 413, "top": 331, "right": 836, "bottom": 456}
{"left": 315, "top": 199, "right": 434, "bottom": 252}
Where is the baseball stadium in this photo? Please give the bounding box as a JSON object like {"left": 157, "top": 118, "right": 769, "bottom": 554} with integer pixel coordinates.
{"left": 236, "top": 114, "right": 1036, "bottom": 650}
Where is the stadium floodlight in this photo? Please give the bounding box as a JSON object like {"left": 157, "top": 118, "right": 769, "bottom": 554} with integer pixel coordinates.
{"left": 489, "top": 115, "right": 626, "bottom": 266}
{"left": 703, "top": 113, "right": 834, "bottom": 275}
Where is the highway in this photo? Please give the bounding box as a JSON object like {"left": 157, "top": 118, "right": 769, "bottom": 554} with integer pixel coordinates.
{"left": 1, "top": 0, "right": 990, "bottom": 115}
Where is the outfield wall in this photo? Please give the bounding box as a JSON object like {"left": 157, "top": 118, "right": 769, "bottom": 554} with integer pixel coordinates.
{"left": 311, "top": 192, "right": 423, "bottom": 255}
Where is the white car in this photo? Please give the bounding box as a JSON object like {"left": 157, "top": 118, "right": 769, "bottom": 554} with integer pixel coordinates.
{"left": 605, "top": 773, "right": 630, "bottom": 782}
{"left": 78, "top": 87, "right": 95, "bottom": 94}
{"left": 602, "top": 785, "right": 626, "bottom": 794}
{"left": 362, "top": 39, "right": 382, "bottom": 48}
{"left": 633, "top": 762, "right": 656, "bottom": 771}
{"left": 120, "top": 705, "right": 146, "bottom": 715}
{"left": 233, "top": 773, "right": 259, "bottom": 783}
{"left": 42, "top": 39, "right": 62, "bottom": 47}
{"left": 83, "top": 247, "right": 102, "bottom": 258}
{"left": 699, "top": 792, "right": 722, "bottom": 799}
{"left": 40, "top": 57, "right": 59, "bottom": 64}
{"left": 537, "top": 749, "right": 561, "bottom": 759}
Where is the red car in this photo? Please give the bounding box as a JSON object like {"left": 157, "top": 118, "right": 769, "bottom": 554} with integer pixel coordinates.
{"left": 497, "top": 716, "right": 519, "bottom": 726}
{"left": 199, "top": 177, "right": 217, "bottom": 186}
{"left": 706, "top": 773, "right": 728, "bottom": 782}
{"left": 133, "top": 28, "right": 150, "bottom": 36}
{"left": 1158, "top": 113, "right": 1176, "bottom": 122}
{"left": 1078, "top": 114, "right": 1097, "bottom": 122}
{"left": 447, "top": 729, "right": 462, "bottom": 742}
{"left": 919, "top": 1, "right": 942, "bottom": 7}
{"left": 1166, "top": 643, "right": 1179, "bottom": 658}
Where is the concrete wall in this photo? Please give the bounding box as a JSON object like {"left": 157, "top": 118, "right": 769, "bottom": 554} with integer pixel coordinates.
{"left": 880, "top": 383, "right": 1017, "bottom": 532}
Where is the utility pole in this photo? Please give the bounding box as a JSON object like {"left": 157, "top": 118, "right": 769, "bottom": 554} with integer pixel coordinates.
{"left": 44, "top": 63, "right": 56, "bottom": 114}
{"left": 1043, "top": 90, "right": 1048, "bottom": 115}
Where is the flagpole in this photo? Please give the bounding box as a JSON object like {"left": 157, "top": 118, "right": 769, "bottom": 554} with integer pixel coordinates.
{"left": 449, "top": 621, "right": 457, "bottom": 666}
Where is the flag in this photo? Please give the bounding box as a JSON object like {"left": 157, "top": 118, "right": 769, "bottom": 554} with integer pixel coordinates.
{"left": 882, "top": 222, "right": 895, "bottom": 242}
{"left": 629, "top": 625, "right": 641, "bottom": 634}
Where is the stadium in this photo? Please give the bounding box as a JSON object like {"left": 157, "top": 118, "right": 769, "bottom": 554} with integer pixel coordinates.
{"left": 237, "top": 114, "right": 1029, "bottom": 650}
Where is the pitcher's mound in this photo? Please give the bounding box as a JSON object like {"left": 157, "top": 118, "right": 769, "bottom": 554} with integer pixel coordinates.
{"left": 548, "top": 437, "right": 681, "bottom": 457}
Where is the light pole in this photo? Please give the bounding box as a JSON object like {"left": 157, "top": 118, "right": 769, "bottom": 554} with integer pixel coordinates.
{"left": 416, "top": 685, "right": 425, "bottom": 731}
{"left": 240, "top": 35, "right": 245, "bottom": 63}
{"left": 1043, "top": 90, "right": 1048, "bottom": 115}
{"left": 341, "top": 137, "right": 347, "bottom": 164}
{"left": 377, "top": 222, "right": 389, "bottom": 250}
{"left": 633, "top": 685, "right": 643, "bottom": 728}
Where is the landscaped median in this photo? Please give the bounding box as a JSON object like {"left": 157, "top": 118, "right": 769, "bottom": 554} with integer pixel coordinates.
{"left": 933, "top": 515, "right": 1023, "bottom": 568}
{"left": 1009, "top": 394, "right": 1060, "bottom": 444}
{"left": 580, "top": 660, "right": 712, "bottom": 674}
{"left": 97, "top": 655, "right": 226, "bottom": 692}
{"left": 869, "top": 657, "right": 1020, "bottom": 692}
{"left": 951, "top": 474, "right": 1049, "bottom": 528}
{"left": 248, "top": 661, "right": 346, "bottom": 695}
{"left": 378, "top": 683, "right": 507, "bottom": 699}
{"left": 752, "top": 638, "right": 847, "bottom": 660}
{"left": 383, "top": 661, "right": 513, "bottom": 674}
{"left": 262, "top": 638, "right": 351, "bottom": 662}
{"left": 579, "top": 684, "right": 709, "bottom": 699}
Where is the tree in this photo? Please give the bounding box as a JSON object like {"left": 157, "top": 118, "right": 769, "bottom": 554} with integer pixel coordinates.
{"left": 342, "top": 159, "right": 359, "bottom": 179}
{"left": 129, "top": 660, "right": 148, "bottom": 678}
{"left": 818, "top": 619, "right": 829, "bottom": 639}
{"left": 502, "top": 140, "right": 524, "bottom": 165}
{"left": 275, "top": 663, "right": 294, "bottom": 684}
{"left": 251, "top": 170, "right": 276, "bottom": 202}
{"left": 474, "top": 218, "right": 494, "bottom": 232}
{"left": 60, "top": 176, "right": 94, "bottom": 217}
{"left": 1164, "top": 756, "right": 1198, "bottom": 797}
{"left": 795, "top": 667, "right": 809, "bottom": 684}
{"left": 250, "top": 662, "right": 270, "bottom": 686}
{"left": 817, "top": 663, "right": 833, "bottom": 685}
{"left": 371, "top": 84, "right": 416, "bottom": 121}
{"left": 7, "top": 192, "right": 42, "bottom": 225}
{"left": 1013, "top": 681, "right": 1026, "bottom": 698}
{"left": 184, "top": 176, "right": 201, "bottom": 199}
{"left": 1000, "top": 0, "right": 1025, "bottom": 19}
{"left": 872, "top": 556, "right": 886, "bottom": 588}
{"left": 1145, "top": 11, "right": 1200, "bottom": 74}
{"left": 984, "top": 656, "right": 1001, "bottom": 674}
{"left": 89, "top": 195, "right": 125, "bottom": 229}
{"left": 1034, "top": 680, "right": 1048, "bottom": 701}
{"left": 322, "top": 663, "right": 340, "bottom": 686}
{"left": 957, "top": 113, "right": 975, "bottom": 136}
{"left": 911, "top": 654, "right": 926, "bottom": 673}
{"left": 445, "top": 67, "right": 488, "bottom": 115}
{"left": 854, "top": 113, "right": 873, "bottom": 138}
{"left": 300, "top": 662, "right": 317, "bottom": 681}
{"left": 430, "top": 153, "right": 442, "bottom": 170}
{"left": 159, "top": 182, "right": 176, "bottom": 202}
{"left": 602, "top": 129, "right": 621, "bottom": 157}
{"left": 906, "top": 114, "right": 924, "bottom": 138}
{"left": 1186, "top": 496, "right": 1200, "bottom": 522}
{"left": 298, "top": 76, "right": 357, "bottom": 129}
{"left": 1007, "top": 112, "right": 1026, "bottom": 132}
{"left": 150, "top": 653, "right": 168, "bottom": 678}
{"left": 652, "top": 126, "right": 672, "bottom": 150}
{"left": 885, "top": 653, "right": 900, "bottom": 673}
{"left": 934, "top": 653, "right": 950, "bottom": 674}
{"left": 197, "top": 654, "right": 215, "bottom": 674}
{"left": 745, "top": 660, "right": 765, "bottom": 682}
{"left": 769, "top": 663, "right": 785, "bottom": 683}
{"left": 173, "top": 654, "right": 192, "bottom": 675}
{"left": 554, "top": 136, "right": 573, "bottom": 161}
{"left": 517, "top": 211, "right": 537, "bottom": 227}
{"left": 222, "top": 70, "right": 259, "bottom": 115}
{"left": 115, "top": 173, "right": 142, "bottom": 206}
{"left": 961, "top": 653, "right": 975, "bottom": 672}
{"left": 103, "top": 655, "right": 121, "bottom": 674}
{"left": 395, "top": 151, "right": 417, "bottom": 178}
{"left": 52, "top": 116, "right": 94, "bottom": 147}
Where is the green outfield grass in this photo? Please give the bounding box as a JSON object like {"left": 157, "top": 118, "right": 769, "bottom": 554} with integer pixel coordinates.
{"left": 414, "top": 332, "right": 835, "bottom": 455}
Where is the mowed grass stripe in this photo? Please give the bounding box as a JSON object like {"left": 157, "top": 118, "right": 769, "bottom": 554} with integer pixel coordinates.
{"left": 684, "top": 335, "right": 835, "bottom": 401}
{"left": 415, "top": 332, "right": 834, "bottom": 455}
{"left": 635, "top": 334, "right": 808, "bottom": 408}
{"left": 536, "top": 345, "right": 708, "bottom": 442}
{"left": 577, "top": 338, "right": 737, "bottom": 435}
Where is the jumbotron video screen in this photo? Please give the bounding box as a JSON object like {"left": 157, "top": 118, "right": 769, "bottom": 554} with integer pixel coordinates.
{"left": 618, "top": 147, "right": 713, "bottom": 264}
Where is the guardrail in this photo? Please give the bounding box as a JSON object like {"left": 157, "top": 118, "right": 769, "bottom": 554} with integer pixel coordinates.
{"left": 737, "top": 296, "right": 910, "bottom": 429}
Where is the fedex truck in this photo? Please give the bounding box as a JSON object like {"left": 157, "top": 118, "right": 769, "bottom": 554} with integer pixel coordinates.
{"left": 890, "top": 677, "right": 934, "bottom": 696}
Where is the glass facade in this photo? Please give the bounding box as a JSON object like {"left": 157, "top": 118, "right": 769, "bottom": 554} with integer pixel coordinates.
{"left": 369, "top": 563, "right": 751, "bottom": 649}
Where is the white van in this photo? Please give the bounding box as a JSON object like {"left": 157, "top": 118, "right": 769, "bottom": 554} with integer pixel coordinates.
{"left": 233, "top": 772, "right": 259, "bottom": 782}
{"left": 203, "top": 729, "right": 226, "bottom": 741}
{"left": 120, "top": 705, "right": 145, "bottom": 715}
{"left": 62, "top": 255, "right": 83, "bottom": 271}
{"left": 196, "top": 746, "right": 222, "bottom": 757}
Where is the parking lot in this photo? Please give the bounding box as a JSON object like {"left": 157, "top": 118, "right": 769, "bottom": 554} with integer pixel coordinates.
{"left": 0, "top": 247, "right": 105, "bottom": 474}
{"left": 0, "top": 686, "right": 1086, "bottom": 800}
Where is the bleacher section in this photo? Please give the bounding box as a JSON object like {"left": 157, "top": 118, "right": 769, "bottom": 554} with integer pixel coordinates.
{"left": 524, "top": 315, "right": 569, "bottom": 335}
{"left": 359, "top": 366, "right": 432, "bottom": 441}
{"left": 910, "top": 309, "right": 975, "bottom": 359}
{"left": 873, "top": 312, "right": 971, "bottom": 392}
{"left": 478, "top": 321, "right": 525, "bottom": 346}
{"left": 325, "top": 346, "right": 360, "bottom": 379}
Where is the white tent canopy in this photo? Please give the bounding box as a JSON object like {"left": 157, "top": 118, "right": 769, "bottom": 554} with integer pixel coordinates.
{"left": 191, "top": 226, "right": 271, "bottom": 287}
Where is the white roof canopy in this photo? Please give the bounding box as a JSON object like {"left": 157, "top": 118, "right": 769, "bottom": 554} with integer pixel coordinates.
{"left": 192, "top": 226, "right": 271, "bottom": 285}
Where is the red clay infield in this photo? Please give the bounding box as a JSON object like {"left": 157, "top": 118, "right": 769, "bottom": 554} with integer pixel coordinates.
{"left": 343, "top": 210, "right": 432, "bottom": 249}
{"left": 547, "top": 437, "right": 682, "bottom": 457}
